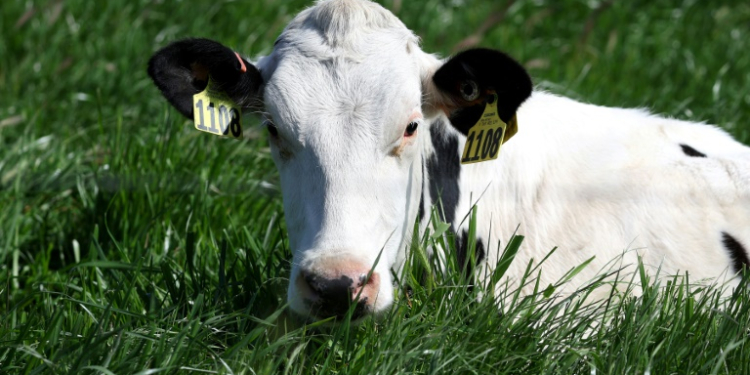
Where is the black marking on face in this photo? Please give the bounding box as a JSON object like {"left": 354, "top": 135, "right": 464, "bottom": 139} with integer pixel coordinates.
{"left": 721, "top": 232, "right": 750, "bottom": 274}
{"left": 427, "top": 119, "right": 461, "bottom": 226}
{"left": 680, "top": 144, "right": 707, "bottom": 158}
{"left": 456, "top": 230, "right": 486, "bottom": 277}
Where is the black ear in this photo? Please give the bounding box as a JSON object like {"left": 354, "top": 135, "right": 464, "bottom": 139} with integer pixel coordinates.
{"left": 432, "top": 48, "right": 532, "bottom": 135}
{"left": 147, "top": 38, "right": 263, "bottom": 119}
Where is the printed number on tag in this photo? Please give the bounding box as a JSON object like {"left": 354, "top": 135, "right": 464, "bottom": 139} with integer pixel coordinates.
{"left": 192, "top": 79, "right": 243, "bottom": 138}
{"left": 460, "top": 94, "right": 507, "bottom": 165}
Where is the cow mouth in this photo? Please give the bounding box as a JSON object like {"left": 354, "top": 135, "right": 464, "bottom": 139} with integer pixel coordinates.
{"left": 304, "top": 298, "right": 371, "bottom": 321}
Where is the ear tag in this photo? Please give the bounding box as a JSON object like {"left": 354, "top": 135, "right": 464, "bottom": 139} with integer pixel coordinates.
{"left": 192, "top": 78, "right": 243, "bottom": 138}
{"left": 460, "top": 93, "right": 510, "bottom": 164}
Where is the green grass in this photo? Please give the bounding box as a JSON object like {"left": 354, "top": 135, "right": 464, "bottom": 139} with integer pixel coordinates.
{"left": 2, "top": 0, "right": 750, "bottom": 373}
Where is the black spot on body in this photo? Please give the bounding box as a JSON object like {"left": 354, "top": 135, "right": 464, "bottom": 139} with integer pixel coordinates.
{"left": 418, "top": 158, "right": 425, "bottom": 221}
{"left": 680, "top": 144, "right": 707, "bottom": 158}
{"left": 427, "top": 120, "right": 490, "bottom": 278}
{"left": 721, "top": 232, "right": 750, "bottom": 274}
{"left": 456, "top": 230, "right": 486, "bottom": 277}
{"left": 427, "top": 119, "right": 461, "bottom": 226}
{"left": 418, "top": 190, "right": 425, "bottom": 222}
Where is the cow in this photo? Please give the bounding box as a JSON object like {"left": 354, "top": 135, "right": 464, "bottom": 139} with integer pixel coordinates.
{"left": 147, "top": 0, "right": 750, "bottom": 321}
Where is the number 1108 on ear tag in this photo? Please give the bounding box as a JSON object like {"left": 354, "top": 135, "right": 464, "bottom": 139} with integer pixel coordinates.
{"left": 461, "top": 94, "right": 506, "bottom": 164}
{"left": 192, "top": 79, "right": 243, "bottom": 138}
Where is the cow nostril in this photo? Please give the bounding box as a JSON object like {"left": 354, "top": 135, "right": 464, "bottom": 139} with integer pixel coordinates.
{"left": 357, "top": 273, "right": 376, "bottom": 287}
{"left": 352, "top": 272, "right": 379, "bottom": 302}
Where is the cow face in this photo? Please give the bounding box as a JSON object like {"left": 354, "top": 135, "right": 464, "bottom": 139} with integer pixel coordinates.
{"left": 148, "top": 0, "right": 531, "bottom": 321}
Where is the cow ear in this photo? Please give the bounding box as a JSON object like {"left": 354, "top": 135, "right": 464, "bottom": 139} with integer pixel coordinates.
{"left": 430, "top": 48, "right": 532, "bottom": 135}
{"left": 147, "top": 38, "right": 263, "bottom": 119}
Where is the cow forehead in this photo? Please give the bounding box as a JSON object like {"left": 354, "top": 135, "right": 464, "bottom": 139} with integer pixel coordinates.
{"left": 279, "top": 0, "right": 417, "bottom": 53}
{"left": 263, "top": 52, "right": 421, "bottom": 130}
{"left": 258, "top": 0, "right": 424, "bottom": 142}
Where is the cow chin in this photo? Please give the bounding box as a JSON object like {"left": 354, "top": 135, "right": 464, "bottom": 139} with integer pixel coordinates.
{"left": 287, "top": 255, "right": 395, "bottom": 322}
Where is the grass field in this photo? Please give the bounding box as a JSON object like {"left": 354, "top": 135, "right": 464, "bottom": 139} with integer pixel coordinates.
{"left": 2, "top": 0, "right": 750, "bottom": 373}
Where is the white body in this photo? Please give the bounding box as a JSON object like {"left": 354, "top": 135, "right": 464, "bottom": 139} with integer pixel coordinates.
{"left": 247, "top": 0, "right": 749, "bottom": 318}
{"left": 441, "top": 92, "right": 750, "bottom": 296}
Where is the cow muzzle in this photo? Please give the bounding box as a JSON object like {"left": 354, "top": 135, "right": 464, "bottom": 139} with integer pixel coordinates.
{"left": 292, "top": 257, "right": 382, "bottom": 320}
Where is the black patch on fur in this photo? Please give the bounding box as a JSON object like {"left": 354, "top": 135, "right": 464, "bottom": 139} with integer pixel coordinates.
{"left": 721, "top": 232, "right": 750, "bottom": 274}
{"left": 427, "top": 119, "right": 461, "bottom": 226}
{"left": 147, "top": 38, "right": 263, "bottom": 118}
{"left": 432, "top": 48, "right": 533, "bottom": 135}
{"left": 418, "top": 159, "right": 425, "bottom": 222}
{"left": 680, "top": 144, "right": 707, "bottom": 158}
{"left": 456, "top": 230, "right": 486, "bottom": 276}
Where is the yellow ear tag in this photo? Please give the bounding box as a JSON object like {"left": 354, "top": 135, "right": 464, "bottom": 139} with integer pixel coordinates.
{"left": 192, "top": 78, "right": 243, "bottom": 138}
{"left": 461, "top": 94, "right": 514, "bottom": 164}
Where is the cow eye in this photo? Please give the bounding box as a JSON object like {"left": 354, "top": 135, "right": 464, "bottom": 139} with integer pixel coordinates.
{"left": 405, "top": 121, "right": 418, "bottom": 137}
{"left": 265, "top": 122, "right": 279, "bottom": 138}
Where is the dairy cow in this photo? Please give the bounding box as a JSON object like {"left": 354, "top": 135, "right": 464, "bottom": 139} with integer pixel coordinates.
{"left": 148, "top": 0, "right": 750, "bottom": 321}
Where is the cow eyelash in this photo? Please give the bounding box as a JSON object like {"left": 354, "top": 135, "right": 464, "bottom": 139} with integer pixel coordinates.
{"left": 404, "top": 121, "right": 419, "bottom": 137}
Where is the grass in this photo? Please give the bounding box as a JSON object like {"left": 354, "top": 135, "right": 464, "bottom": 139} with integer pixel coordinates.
{"left": 1, "top": 0, "right": 750, "bottom": 373}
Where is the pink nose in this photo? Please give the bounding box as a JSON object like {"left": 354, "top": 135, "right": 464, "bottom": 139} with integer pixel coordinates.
{"left": 295, "top": 261, "right": 380, "bottom": 319}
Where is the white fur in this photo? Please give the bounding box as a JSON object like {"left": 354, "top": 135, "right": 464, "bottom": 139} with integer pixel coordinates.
{"left": 258, "top": 0, "right": 424, "bottom": 317}
{"left": 456, "top": 93, "right": 750, "bottom": 299}
{"left": 254, "top": 0, "right": 750, "bottom": 318}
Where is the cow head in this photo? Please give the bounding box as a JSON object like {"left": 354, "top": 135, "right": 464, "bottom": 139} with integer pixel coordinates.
{"left": 148, "top": 0, "right": 531, "bottom": 321}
